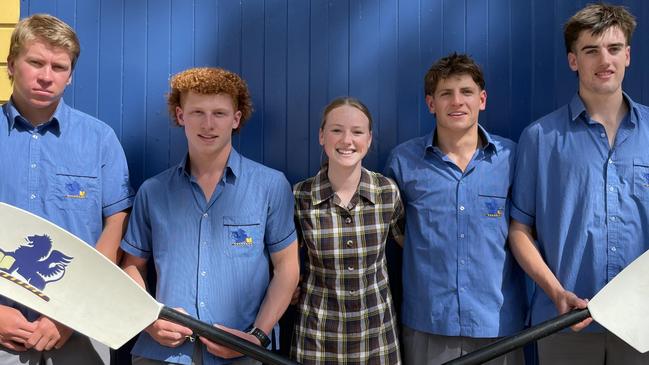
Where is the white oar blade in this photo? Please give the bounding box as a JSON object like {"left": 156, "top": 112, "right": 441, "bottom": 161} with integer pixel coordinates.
{"left": 0, "top": 203, "right": 161, "bottom": 349}
{"left": 589, "top": 249, "right": 649, "bottom": 353}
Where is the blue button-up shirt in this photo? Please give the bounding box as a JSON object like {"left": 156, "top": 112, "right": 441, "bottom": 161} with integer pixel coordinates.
{"left": 0, "top": 99, "right": 134, "bottom": 316}
{"left": 512, "top": 93, "right": 649, "bottom": 330}
{"left": 121, "top": 149, "right": 297, "bottom": 365}
{"left": 385, "top": 126, "right": 526, "bottom": 337}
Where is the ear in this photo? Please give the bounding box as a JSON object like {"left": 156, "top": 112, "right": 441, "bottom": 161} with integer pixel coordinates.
{"left": 625, "top": 45, "right": 631, "bottom": 67}
{"left": 479, "top": 89, "right": 487, "bottom": 111}
{"left": 233, "top": 110, "right": 242, "bottom": 130}
{"left": 568, "top": 52, "right": 578, "bottom": 72}
{"left": 7, "top": 58, "right": 14, "bottom": 77}
{"left": 319, "top": 128, "right": 324, "bottom": 146}
{"left": 175, "top": 106, "right": 185, "bottom": 126}
{"left": 425, "top": 94, "right": 436, "bottom": 114}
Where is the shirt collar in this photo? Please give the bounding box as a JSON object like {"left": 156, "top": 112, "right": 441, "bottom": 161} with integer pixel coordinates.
{"left": 4, "top": 98, "right": 64, "bottom": 136}
{"left": 569, "top": 92, "right": 639, "bottom": 126}
{"left": 426, "top": 123, "right": 497, "bottom": 157}
{"left": 176, "top": 147, "right": 241, "bottom": 184}
{"left": 310, "top": 165, "right": 377, "bottom": 206}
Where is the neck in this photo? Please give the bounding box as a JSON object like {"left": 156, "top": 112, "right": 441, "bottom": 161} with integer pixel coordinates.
{"left": 580, "top": 89, "right": 627, "bottom": 124}
{"left": 12, "top": 96, "right": 59, "bottom": 126}
{"left": 327, "top": 163, "right": 362, "bottom": 198}
{"left": 435, "top": 125, "right": 481, "bottom": 157}
{"left": 188, "top": 144, "right": 231, "bottom": 178}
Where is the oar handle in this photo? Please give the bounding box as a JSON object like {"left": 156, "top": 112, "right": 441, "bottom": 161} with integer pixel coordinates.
{"left": 443, "top": 308, "right": 591, "bottom": 365}
{"left": 159, "top": 306, "right": 300, "bottom": 365}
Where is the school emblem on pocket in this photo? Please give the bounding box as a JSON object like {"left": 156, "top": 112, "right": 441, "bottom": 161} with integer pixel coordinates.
{"left": 64, "top": 181, "right": 86, "bottom": 199}
{"left": 643, "top": 173, "right": 649, "bottom": 187}
{"left": 231, "top": 229, "right": 254, "bottom": 246}
{"left": 485, "top": 199, "right": 503, "bottom": 218}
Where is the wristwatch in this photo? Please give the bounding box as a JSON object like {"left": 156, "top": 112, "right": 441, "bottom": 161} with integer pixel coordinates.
{"left": 246, "top": 326, "right": 271, "bottom": 348}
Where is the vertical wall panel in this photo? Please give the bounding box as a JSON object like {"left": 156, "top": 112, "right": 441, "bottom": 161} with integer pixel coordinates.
{"left": 18, "top": 0, "right": 648, "bottom": 187}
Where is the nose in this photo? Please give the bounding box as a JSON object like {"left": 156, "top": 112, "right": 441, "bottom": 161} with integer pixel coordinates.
{"left": 37, "top": 66, "right": 53, "bottom": 83}
{"left": 342, "top": 130, "right": 353, "bottom": 143}
{"left": 451, "top": 91, "right": 463, "bottom": 105}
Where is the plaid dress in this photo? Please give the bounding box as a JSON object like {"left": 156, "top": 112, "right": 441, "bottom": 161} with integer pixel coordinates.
{"left": 291, "top": 166, "right": 404, "bottom": 365}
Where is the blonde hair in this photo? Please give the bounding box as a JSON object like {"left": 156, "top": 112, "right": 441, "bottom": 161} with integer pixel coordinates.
{"left": 167, "top": 67, "right": 253, "bottom": 133}
{"left": 8, "top": 14, "right": 80, "bottom": 81}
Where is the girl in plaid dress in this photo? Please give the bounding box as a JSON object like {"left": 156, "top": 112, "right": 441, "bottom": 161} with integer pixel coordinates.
{"left": 291, "top": 97, "right": 404, "bottom": 364}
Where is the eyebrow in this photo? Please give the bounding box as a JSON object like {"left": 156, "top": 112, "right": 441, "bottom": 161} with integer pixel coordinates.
{"left": 580, "top": 42, "right": 625, "bottom": 52}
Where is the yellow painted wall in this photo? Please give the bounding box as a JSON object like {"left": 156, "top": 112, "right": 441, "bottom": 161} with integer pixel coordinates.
{"left": 0, "top": 0, "right": 19, "bottom": 102}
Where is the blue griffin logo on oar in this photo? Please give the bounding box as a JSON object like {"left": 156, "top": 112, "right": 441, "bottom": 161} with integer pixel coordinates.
{"left": 0, "top": 234, "right": 73, "bottom": 301}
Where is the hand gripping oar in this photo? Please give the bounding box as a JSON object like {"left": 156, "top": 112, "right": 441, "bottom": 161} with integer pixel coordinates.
{"left": 444, "top": 249, "right": 649, "bottom": 365}
{"left": 0, "top": 203, "right": 299, "bottom": 365}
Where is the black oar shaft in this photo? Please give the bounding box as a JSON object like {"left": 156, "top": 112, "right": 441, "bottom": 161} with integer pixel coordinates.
{"left": 443, "top": 308, "right": 591, "bottom": 365}
{"left": 159, "top": 306, "right": 300, "bottom": 365}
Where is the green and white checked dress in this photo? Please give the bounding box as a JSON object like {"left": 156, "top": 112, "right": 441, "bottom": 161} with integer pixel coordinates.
{"left": 291, "top": 166, "right": 404, "bottom": 365}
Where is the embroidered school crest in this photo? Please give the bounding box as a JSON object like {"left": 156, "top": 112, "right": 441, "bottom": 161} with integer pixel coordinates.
{"left": 0, "top": 235, "right": 73, "bottom": 301}
{"left": 485, "top": 199, "right": 504, "bottom": 218}
{"left": 643, "top": 173, "right": 649, "bottom": 187}
{"left": 231, "top": 229, "right": 254, "bottom": 246}
{"left": 65, "top": 181, "right": 86, "bottom": 199}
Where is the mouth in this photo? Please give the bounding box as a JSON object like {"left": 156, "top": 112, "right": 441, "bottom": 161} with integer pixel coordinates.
{"left": 32, "top": 89, "right": 53, "bottom": 96}
{"left": 595, "top": 70, "right": 615, "bottom": 79}
{"left": 335, "top": 148, "right": 356, "bottom": 156}
{"left": 448, "top": 111, "right": 467, "bottom": 117}
{"left": 198, "top": 134, "right": 218, "bottom": 142}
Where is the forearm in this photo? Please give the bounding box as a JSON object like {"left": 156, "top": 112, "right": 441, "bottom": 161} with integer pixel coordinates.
{"left": 253, "top": 242, "right": 299, "bottom": 334}
{"left": 508, "top": 220, "right": 564, "bottom": 301}
{"left": 95, "top": 211, "right": 129, "bottom": 264}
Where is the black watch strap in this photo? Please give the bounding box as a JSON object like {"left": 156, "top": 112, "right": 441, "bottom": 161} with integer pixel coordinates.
{"left": 246, "top": 326, "right": 271, "bottom": 348}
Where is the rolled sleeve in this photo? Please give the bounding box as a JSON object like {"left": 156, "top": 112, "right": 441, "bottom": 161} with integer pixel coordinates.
{"left": 101, "top": 129, "right": 134, "bottom": 217}
{"left": 264, "top": 172, "right": 297, "bottom": 253}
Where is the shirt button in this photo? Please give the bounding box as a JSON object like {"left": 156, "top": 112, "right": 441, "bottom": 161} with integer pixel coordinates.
{"left": 611, "top": 246, "right": 617, "bottom": 252}
{"left": 347, "top": 266, "right": 354, "bottom": 271}
{"left": 608, "top": 158, "right": 613, "bottom": 164}
{"left": 459, "top": 205, "right": 465, "bottom": 211}
{"left": 30, "top": 163, "right": 36, "bottom": 169}
{"left": 30, "top": 194, "right": 36, "bottom": 200}
{"left": 349, "top": 290, "right": 355, "bottom": 295}
{"left": 460, "top": 259, "right": 465, "bottom": 265}
{"left": 460, "top": 287, "right": 465, "bottom": 292}
{"left": 600, "top": 132, "right": 606, "bottom": 138}
{"left": 199, "top": 302, "right": 205, "bottom": 307}
{"left": 201, "top": 271, "right": 206, "bottom": 276}
{"left": 459, "top": 233, "right": 465, "bottom": 239}
{"left": 346, "top": 240, "right": 353, "bottom": 247}
{"left": 32, "top": 134, "right": 38, "bottom": 139}
{"left": 203, "top": 213, "right": 208, "bottom": 218}
{"left": 345, "top": 217, "right": 352, "bottom": 224}
{"left": 609, "top": 186, "right": 615, "bottom": 192}
{"left": 610, "top": 216, "right": 616, "bottom": 221}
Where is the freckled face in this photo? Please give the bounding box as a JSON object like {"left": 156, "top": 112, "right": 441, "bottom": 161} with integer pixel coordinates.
{"left": 176, "top": 91, "right": 241, "bottom": 158}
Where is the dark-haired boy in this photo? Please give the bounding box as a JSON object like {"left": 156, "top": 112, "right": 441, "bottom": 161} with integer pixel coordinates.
{"left": 386, "top": 53, "right": 526, "bottom": 365}
{"left": 510, "top": 3, "right": 649, "bottom": 364}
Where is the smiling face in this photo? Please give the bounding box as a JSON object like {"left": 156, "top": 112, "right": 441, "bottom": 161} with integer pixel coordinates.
{"left": 426, "top": 73, "right": 486, "bottom": 135}
{"left": 568, "top": 26, "right": 630, "bottom": 99}
{"left": 176, "top": 91, "right": 241, "bottom": 160}
{"left": 319, "top": 105, "right": 372, "bottom": 170}
{"left": 8, "top": 39, "right": 73, "bottom": 124}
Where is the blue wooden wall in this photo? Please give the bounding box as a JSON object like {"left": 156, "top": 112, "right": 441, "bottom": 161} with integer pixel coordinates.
{"left": 21, "top": 0, "right": 649, "bottom": 188}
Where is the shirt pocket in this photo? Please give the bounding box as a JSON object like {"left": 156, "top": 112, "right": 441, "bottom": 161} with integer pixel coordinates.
{"left": 477, "top": 186, "right": 508, "bottom": 231}
{"left": 49, "top": 168, "right": 99, "bottom": 211}
{"left": 633, "top": 158, "right": 649, "bottom": 201}
{"left": 223, "top": 216, "right": 263, "bottom": 258}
